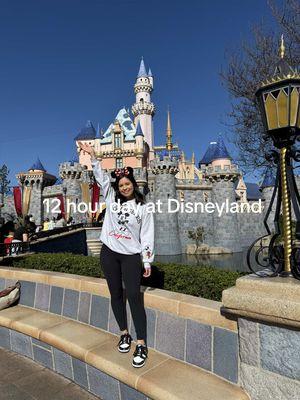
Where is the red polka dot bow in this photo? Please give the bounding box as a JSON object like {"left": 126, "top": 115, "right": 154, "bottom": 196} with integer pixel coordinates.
{"left": 114, "top": 168, "right": 130, "bottom": 178}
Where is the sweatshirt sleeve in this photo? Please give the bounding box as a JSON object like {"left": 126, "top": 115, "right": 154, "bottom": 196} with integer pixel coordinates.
{"left": 140, "top": 206, "right": 155, "bottom": 265}
{"left": 91, "top": 157, "right": 113, "bottom": 200}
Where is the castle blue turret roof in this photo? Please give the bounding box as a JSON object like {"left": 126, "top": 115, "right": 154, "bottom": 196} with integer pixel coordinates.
{"left": 29, "top": 158, "right": 46, "bottom": 172}
{"left": 260, "top": 168, "right": 276, "bottom": 189}
{"left": 199, "top": 141, "right": 218, "bottom": 165}
{"left": 134, "top": 121, "right": 144, "bottom": 137}
{"left": 138, "top": 58, "right": 147, "bottom": 77}
{"left": 148, "top": 68, "right": 153, "bottom": 77}
{"left": 74, "top": 120, "right": 96, "bottom": 141}
{"left": 199, "top": 135, "right": 231, "bottom": 165}
{"left": 212, "top": 135, "right": 231, "bottom": 161}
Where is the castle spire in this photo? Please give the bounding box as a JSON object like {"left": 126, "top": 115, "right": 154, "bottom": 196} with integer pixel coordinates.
{"left": 166, "top": 109, "right": 173, "bottom": 151}
{"left": 280, "top": 34, "right": 285, "bottom": 59}
{"left": 181, "top": 150, "right": 185, "bottom": 162}
{"left": 137, "top": 57, "right": 147, "bottom": 77}
{"left": 95, "top": 123, "right": 101, "bottom": 138}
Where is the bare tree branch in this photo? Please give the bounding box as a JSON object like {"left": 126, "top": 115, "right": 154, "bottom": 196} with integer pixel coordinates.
{"left": 221, "top": 1, "right": 300, "bottom": 174}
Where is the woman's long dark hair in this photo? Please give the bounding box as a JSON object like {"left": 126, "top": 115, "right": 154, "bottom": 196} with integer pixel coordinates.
{"left": 111, "top": 167, "right": 145, "bottom": 205}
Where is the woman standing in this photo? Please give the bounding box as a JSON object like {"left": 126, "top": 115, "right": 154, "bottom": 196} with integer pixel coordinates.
{"left": 78, "top": 142, "right": 154, "bottom": 368}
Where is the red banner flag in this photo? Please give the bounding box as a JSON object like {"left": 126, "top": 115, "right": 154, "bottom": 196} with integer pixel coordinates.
{"left": 13, "top": 186, "right": 22, "bottom": 216}
{"left": 91, "top": 183, "right": 100, "bottom": 218}
{"left": 56, "top": 194, "right": 65, "bottom": 219}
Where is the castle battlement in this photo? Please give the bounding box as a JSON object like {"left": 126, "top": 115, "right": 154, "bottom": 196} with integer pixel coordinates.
{"left": 131, "top": 101, "right": 155, "bottom": 116}
{"left": 203, "top": 163, "right": 240, "bottom": 182}
{"left": 59, "top": 162, "right": 87, "bottom": 180}
{"left": 150, "top": 155, "right": 179, "bottom": 175}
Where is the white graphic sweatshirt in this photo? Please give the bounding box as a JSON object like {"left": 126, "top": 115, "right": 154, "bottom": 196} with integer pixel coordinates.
{"left": 91, "top": 158, "right": 154, "bottom": 268}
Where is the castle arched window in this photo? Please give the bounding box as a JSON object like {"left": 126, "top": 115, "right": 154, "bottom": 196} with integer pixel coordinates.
{"left": 116, "top": 158, "right": 123, "bottom": 168}
{"left": 114, "top": 133, "right": 121, "bottom": 149}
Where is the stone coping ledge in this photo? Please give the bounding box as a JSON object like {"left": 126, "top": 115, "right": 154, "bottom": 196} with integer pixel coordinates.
{"left": 0, "top": 305, "right": 248, "bottom": 400}
{"left": 0, "top": 267, "right": 236, "bottom": 332}
{"left": 222, "top": 274, "right": 300, "bottom": 329}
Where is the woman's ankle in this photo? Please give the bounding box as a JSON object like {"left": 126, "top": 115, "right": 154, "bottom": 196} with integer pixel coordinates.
{"left": 137, "top": 339, "right": 146, "bottom": 346}
{"left": 121, "top": 329, "right": 128, "bottom": 334}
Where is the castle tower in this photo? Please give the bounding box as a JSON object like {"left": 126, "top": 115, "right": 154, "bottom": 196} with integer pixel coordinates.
{"left": 59, "top": 161, "right": 89, "bottom": 223}
{"left": 16, "top": 158, "right": 56, "bottom": 225}
{"left": 150, "top": 154, "right": 182, "bottom": 255}
{"left": 203, "top": 136, "right": 241, "bottom": 252}
{"left": 131, "top": 59, "right": 155, "bottom": 162}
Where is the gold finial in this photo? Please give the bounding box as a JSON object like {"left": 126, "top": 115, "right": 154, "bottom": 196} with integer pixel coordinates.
{"left": 166, "top": 108, "right": 173, "bottom": 151}
{"left": 192, "top": 152, "right": 195, "bottom": 163}
{"left": 280, "top": 34, "right": 285, "bottom": 59}
{"left": 181, "top": 150, "right": 185, "bottom": 162}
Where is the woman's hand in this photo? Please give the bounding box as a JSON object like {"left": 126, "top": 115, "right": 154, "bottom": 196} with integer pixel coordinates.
{"left": 78, "top": 141, "right": 96, "bottom": 159}
{"left": 143, "top": 266, "right": 151, "bottom": 278}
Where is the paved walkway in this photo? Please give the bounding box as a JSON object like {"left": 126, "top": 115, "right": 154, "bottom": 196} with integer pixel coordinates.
{"left": 0, "top": 348, "right": 100, "bottom": 400}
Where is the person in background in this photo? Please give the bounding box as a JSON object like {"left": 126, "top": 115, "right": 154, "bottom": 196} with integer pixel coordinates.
{"left": 4, "top": 229, "right": 14, "bottom": 255}
{"left": 56, "top": 214, "right": 66, "bottom": 228}
{"left": 67, "top": 216, "right": 74, "bottom": 226}
{"left": 43, "top": 218, "right": 50, "bottom": 231}
{"left": 12, "top": 216, "right": 31, "bottom": 256}
{"left": 48, "top": 217, "right": 56, "bottom": 230}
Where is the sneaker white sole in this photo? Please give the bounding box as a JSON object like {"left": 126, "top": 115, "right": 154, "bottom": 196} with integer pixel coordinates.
{"left": 132, "top": 361, "right": 146, "bottom": 368}
{"left": 118, "top": 346, "right": 131, "bottom": 353}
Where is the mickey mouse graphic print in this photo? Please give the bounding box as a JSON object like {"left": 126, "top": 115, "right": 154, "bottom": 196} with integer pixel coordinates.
{"left": 91, "top": 158, "right": 154, "bottom": 268}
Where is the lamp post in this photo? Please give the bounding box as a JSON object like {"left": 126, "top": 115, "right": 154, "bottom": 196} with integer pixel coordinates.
{"left": 247, "top": 37, "right": 300, "bottom": 280}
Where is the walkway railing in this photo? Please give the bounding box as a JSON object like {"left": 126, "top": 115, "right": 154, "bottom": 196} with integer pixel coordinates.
{"left": 0, "top": 222, "right": 102, "bottom": 258}
{"left": 0, "top": 242, "right": 30, "bottom": 257}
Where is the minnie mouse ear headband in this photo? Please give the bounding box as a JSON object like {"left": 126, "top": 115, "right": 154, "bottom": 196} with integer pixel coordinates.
{"left": 111, "top": 166, "right": 134, "bottom": 179}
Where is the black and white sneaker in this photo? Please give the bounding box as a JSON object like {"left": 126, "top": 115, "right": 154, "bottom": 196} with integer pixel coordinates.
{"left": 132, "top": 344, "right": 148, "bottom": 368}
{"left": 118, "top": 333, "right": 132, "bottom": 353}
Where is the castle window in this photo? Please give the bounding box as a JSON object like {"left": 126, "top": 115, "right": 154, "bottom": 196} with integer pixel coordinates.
{"left": 116, "top": 158, "right": 123, "bottom": 168}
{"left": 114, "top": 133, "right": 121, "bottom": 149}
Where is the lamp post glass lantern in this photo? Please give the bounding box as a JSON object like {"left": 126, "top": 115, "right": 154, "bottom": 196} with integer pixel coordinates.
{"left": 247, "top": 37, "right": 300, "bottom": 280}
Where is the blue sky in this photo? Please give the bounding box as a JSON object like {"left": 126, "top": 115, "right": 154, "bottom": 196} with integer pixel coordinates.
{"left": 0, "top": 0, "right": 276, "bottom": 186}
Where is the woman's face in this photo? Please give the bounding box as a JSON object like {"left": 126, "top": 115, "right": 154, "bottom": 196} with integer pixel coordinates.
{"left": 118, "top": 177, "right": 134, "bottom": 199}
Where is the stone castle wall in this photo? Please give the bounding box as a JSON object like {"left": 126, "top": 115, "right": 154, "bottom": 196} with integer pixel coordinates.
{"left": 2, "top": 156, "right": 275, "bottom": 254}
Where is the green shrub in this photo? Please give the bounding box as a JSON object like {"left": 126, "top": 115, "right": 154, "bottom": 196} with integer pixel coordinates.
{"left": 4, "top": 253, "right": 246, "bottom": 301}
{"left": 4, "top": 252, "right": 103, "bottom": 278}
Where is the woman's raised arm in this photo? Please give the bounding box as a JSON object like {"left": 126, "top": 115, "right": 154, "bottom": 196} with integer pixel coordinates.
{"left": 78, "top": 142, "right": 112, "bottom": 199}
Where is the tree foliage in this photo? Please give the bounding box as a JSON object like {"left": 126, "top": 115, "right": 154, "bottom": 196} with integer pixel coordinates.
{"left": 221, "top": 0, "right": 300, "bottom": 174}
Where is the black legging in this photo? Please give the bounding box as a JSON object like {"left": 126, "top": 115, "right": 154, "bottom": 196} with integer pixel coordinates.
{"left": 100, "top": 243, "right": 147, "bottom": 342}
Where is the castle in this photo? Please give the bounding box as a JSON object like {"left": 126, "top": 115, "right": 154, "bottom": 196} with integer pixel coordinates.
{"left": 2, "top": 59, "right": 274, "bottom": 255}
